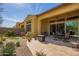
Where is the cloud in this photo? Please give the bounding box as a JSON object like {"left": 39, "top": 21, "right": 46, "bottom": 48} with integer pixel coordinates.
{"left": 12, "top": 3, "right": 26, "bottom": 8}
{"left": 11, "top": 3, "right": 33, "bottom": 14}
{"left": 1, "top": 16, "right": 23, "bottom": 28}
{"left": 3, "top": 16, "right": 22, "bottom": 22}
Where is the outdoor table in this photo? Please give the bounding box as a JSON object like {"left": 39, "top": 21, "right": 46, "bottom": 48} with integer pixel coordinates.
{"left": 37, "top": 35, "right": 45, "bottom": 42}
{"left": 70, "top": 35, "right": 79, "bottom": 49}
{"left": 70, "top": 35, "right": 79, "bottom": 38}
{"left": 69, "top": 35, "right": 79, "bottom": 40}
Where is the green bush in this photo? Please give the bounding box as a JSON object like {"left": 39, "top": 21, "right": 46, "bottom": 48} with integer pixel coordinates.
{"left": 3, "top": 42, "right": 15, "bottom": 56}
{"left": 16, "top": 41, "right": 20, "bottom": 47}
{"left": 2, "top": 37, "right": 7, "bottom": 41}
{"left": 0, "top": 41, "right": 2, "bottom": 44}
{"left": 0, "top": 35, "right": 3, "bottom": 44}
{"left": 25, "top": 32, "right": 33, "bottom": 42}
{"left": 5, "top": 30, "right": 16, "bottom": 37}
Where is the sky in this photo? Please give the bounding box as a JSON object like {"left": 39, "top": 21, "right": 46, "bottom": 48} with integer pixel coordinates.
{"left": 0, "top": 3, "right": 60, "bottom": 28}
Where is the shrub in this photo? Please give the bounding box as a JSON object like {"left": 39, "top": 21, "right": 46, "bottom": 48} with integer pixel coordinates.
{"left": 36, "top": 51, "right": 46, "bottom": 56}
{"left": 16, "top": 41, "right": 20, "bottom": 47}
{"left": 2, "top": 37, "right": 7, "bottom": 41}
{"left": 5, "top": 30, "right": 16, "bottom": 37}
{"left": 0, "top": 41, "right": 3, "bottom": 44}
{"left": 3, "top": 42, "right": 15, "bottom": 56}
{"left": 0, "top": 36, "right": 3, "bottom": 44}
{"left": 25, "top": 32, "right": 33, "bottom": 42}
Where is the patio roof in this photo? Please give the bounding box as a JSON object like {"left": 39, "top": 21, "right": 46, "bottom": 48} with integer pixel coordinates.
{"left": 37, "top": 4, "right": 79, "bottom": 20}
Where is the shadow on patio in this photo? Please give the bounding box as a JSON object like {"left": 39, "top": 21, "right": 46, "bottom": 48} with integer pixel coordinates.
{"left": 41, "top": 36, "right": 77, "bottom": 48}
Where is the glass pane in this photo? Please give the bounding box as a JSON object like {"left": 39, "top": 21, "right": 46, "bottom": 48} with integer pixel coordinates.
{"left": 65, "top": 21, "right": 78, "bottom": 35}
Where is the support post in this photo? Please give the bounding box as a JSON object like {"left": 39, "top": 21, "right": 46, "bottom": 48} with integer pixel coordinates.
{"left": 77, "top": 19, "right": 79, "bottom": 40}
{"left": 64, "top": 17, "right": 67, "bottom": 37}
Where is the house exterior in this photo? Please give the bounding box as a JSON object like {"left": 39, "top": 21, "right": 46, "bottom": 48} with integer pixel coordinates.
{"left": 16, "top": 3, "right": 79, "bottom": 36}
{"left": 15, "top": 22, "right": 25, "bottom": 36}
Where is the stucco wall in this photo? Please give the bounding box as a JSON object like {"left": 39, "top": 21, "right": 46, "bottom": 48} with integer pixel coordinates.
{"left": 31, "top": 16, "right": 38, "bottom": 36}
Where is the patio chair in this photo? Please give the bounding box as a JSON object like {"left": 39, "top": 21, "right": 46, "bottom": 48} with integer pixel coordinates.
{"left": 53, "top": 34, "right": 58, "bottom": 41}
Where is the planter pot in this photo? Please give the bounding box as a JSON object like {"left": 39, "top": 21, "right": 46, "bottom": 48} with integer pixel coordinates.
{"left": 34, "top": 37, "right": 37, "bottom": 40}
{"left": 28, "top": 39, "right": 31, "bottom": 42}
{"left": 77, "top": 44, "right": 79, "bottom": 49}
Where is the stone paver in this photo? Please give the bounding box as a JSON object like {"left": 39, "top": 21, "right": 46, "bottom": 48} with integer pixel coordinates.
{"left": 15, "top": 39, "right": 32, "bottom": 56}
{"left": 27, "top": 37, "right": 79, "bottom": 56}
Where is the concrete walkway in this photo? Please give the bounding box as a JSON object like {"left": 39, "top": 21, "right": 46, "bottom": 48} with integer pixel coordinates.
{"left": 15, "top": 39, "right": 32, "bottom": 56}
{"left": 27, "top": 37, "right": 79, "bottom": 56}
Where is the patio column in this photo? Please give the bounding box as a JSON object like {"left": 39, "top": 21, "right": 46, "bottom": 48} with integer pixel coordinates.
{"left": 56, "top": 20, "right": 57, "bottom": 35}
{"left": 48, "top": 23, "right": 50, "bottom": 35}
{"left": 24, "top": 21, "right": 26, "bottom": 33}
{"left": 38, "top": 20, "right": 41, "bottom": 35}
{"left": 77, "top": 19, "right": 79, "bottom": 38}
{"left": 64, "top": 17, "right": 67, "bottom": 36}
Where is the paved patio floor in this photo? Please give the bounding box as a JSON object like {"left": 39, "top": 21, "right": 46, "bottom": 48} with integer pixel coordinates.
{"left": 27, "top": 36, "right": 79, "bottom": 56}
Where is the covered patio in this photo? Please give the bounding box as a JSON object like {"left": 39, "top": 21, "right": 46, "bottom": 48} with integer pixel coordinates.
{"left": 40, "top": 8, "right": 79, "bottom": 42}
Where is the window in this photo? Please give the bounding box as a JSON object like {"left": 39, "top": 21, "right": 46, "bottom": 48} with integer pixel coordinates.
{"left": 26, "top": 24, "right": 31, "bottom": 32}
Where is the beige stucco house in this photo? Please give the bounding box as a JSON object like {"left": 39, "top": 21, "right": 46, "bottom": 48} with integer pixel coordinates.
{"left": 16, "top": 3, "right": 79, "bottom": 36}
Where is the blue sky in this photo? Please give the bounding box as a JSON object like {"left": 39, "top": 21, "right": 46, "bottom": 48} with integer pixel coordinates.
{"left": 1, "top": 3, "right": 60, "bottom": 28}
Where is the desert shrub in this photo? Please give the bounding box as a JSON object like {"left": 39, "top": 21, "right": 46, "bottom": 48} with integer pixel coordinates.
{"left": 0, "top": 38, "right": 2, "bottom": 44}
{"left": 0, "top": 35, "right": 3, "bottom": 44}
{"left": 5, "top": 30, "right": 16, "bottom": 37}
{"left": 3, "top": 42, "right": 15, "bottom": 56}
{"left": 25, "top": 32, "right": 33, "bottom": 42}
{"left": 2, "top": 37, "right": 7, "bottom": 41}
{"left": 36, "top": 51, "right": 46, "bottom": 56}
{"left": 16, "top": 41, "right": 20, "bottom": 47}
{"left": 0, "top": 41, "right": 2, "bottom": 44}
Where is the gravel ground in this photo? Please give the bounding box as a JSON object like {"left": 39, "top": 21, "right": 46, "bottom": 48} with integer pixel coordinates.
{"left": 15, "top": 39, "right": 32, "bottom": 56}
{"left": 2, "top": 37, "right": 32, "bottom": 56}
